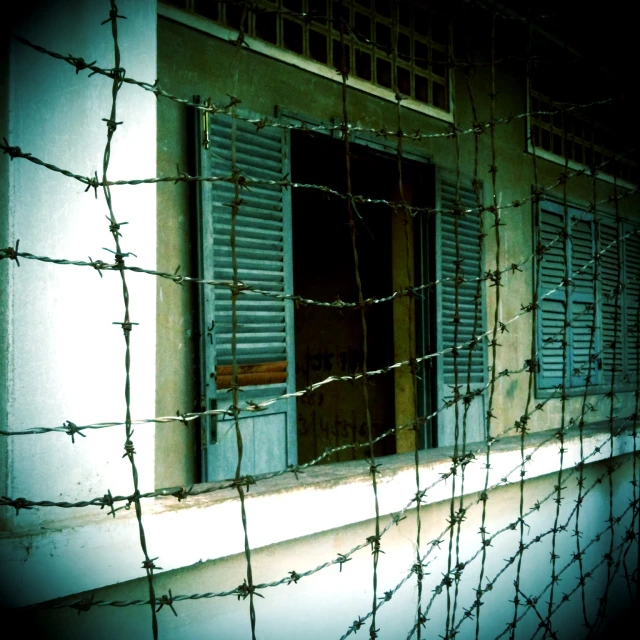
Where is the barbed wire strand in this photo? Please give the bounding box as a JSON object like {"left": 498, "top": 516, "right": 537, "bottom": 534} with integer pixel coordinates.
{"left": 2, "top": 243, "right": 637, "bottom": 452}
{"left": 352, "top": 415, "right": 633, "bottom": 640}
{"left": 542, "top": 82, "right": 572, "bottom": 640}
{"left": 587, "top": 167, "right": 624, "bottom": 640}
{"left": 11, "top": 30, "right": 633, "bottom": 152}
{"left": 337, "top": 3, "right": 384, "bottom": 636}
{"left": 227, "top": 5, "right": 262, "bottom": 637}
{"left": 2, "top": 134, "right": 636, "bottom": 231}
{"left": 101, "top": 2, "right": 158, "bottom": 638}
{"left": 33, "top": 402, "right": 632, "bottom": 618}
{"left": 3, "top": 2, "right": 639, "bottom": 638}
{"left": 389, "top": 9, "right": 428, "bottom": 638}
{"left": 0, "top": 199, "right": 637, "bottom": 329}
{"left": 474, "top": 5, "right": 499, "bottom": 638}
{"left": 510, "top": 13, "right": 538, "bottom": 637}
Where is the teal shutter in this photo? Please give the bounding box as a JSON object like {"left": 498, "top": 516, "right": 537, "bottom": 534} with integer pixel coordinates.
{"left": 569, "top": 214, "right": 597, "bottom": 387}
{"left": 197, "top": 111, "right": 296, "bottom": 482}
{"left": 436, "top": 172, "right": 487, "bottom": 446}
{"left": 538, "top": 202, "right": 600, "bottom": 390}
{"left": 600, "top": 218, "right": 623, "bottom": 385}
{"left": 537, "top": 203, "right": 566, "bottom": 389}
{"left": 623, "top": 223, "right": 640, "bottom": 385}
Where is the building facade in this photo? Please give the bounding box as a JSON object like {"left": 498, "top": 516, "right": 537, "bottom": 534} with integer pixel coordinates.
{"left": 1, "top": 1, "right": 638, "bottom": 638}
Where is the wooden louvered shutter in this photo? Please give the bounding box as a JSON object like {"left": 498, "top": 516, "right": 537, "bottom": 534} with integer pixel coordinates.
{"left": 600, "top": 219, "right": 623, "bottom": 385}
{"left": 622, "top": 223, "right": 640, "bottom": 385}
{"left": 538, "top": 203, "right": 599, "bottom": 391}
{"left": 436, "top": 172, "right": 487, "bottom": 446}
{"left": 537, "top": 203, "right": 566, "bottom": 389}
{"left": 569, "top": 214, "right": 598, "bottom": 387}
{"left": 197, "top": 111, "right": 297, "bottom": 482}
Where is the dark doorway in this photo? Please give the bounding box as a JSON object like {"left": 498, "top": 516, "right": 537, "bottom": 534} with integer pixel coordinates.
{"left": 292, "top": 131, "right": 431, "bottom": 464}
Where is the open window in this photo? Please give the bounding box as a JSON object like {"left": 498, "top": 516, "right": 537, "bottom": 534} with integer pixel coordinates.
{"left": 196, "top": 108, "right": 487, "bottom": 481}
{"left": 291, "top": 130, "right": 431, "bottom": 463}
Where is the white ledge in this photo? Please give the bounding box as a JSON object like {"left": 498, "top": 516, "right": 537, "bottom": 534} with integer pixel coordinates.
{"left": 0, "top": 422, "right": 637, "bottom": 606}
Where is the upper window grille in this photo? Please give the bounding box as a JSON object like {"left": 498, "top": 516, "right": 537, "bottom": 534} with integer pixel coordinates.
{"left": 165, "top": 0, "right": 451, "bottom": 111}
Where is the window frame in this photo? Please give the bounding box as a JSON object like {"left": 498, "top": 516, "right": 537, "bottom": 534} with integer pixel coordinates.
{"left": 194, "top": 103, "right": 488, "bottom": 481}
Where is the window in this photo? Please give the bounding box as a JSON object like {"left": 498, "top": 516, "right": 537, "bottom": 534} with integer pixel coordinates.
{"left": 527, "top": 33, "right": 639, "bottom": 185}
{"left": 536, "top": 199, "right": 640, "bottom": 394}
{"left": 165, "top": 0, "right": 451, "bottom": 111}
{"left": 196, "top": 109, "right": 486, "bottom": 481}
{"left": 529, "top": 90, "right": 639, "bottom": 185}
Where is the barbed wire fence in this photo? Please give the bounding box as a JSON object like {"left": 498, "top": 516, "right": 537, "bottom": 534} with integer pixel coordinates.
{"left": 1, "top": 1, "right": 639, "bottom": 639}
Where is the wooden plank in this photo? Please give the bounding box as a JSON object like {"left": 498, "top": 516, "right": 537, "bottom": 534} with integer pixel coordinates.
{"left": 216, "top": 361, "right": 288, "bottom": 388}
{"left": 391, "top": 181, "right": 417, "bottom": 454}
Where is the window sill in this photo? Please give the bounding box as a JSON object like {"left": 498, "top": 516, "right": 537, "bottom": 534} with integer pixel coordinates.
{"left": 158, "top": 3, "right": 454, "bottom": 124}
{"left": 1, "top": 421, "right": 636, "bottom": 606}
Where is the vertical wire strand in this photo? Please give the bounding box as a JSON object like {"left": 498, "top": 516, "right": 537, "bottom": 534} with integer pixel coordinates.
{"left": 228, "top": 4, "right": 259, "bottom": 638}
{"left": 389, "top": 3, "right": 425, "bottom": 637}
{"left": 616, "top": 224, "right": 640, "bottom": 599}
{"left": 542, "top": 102, "right": 571, "bottom": 640}
{"left": 447, "top": 14, "right": 470, "bottom": 635}
{"left": 460, "top": 53, "right": 488, "bottom": 640}
{"left": 475, "top": 5, "right": 501, "bottom": 637}
{"left": 464, "top": 18, "right": 490, "bottom": 637}
{"left": 631, "top": 258, "right": 640, "bottom": 608}
{"left": 573, "top": 164, "right": 601, "bottom": 636}
{"left": 510, "top": 14, "right": 538, "bottom": 637}
{"left": 338, "top": 2, "right": 382, "bottom": 636}
{"left": 589, "top": 172, "right": 622, "bottom": 638}
{"left": 540, "top": 91, "right": 575, "bottom": 640}
{"left": 624, "top": 221, "right": 640, "bottom": 602}
{"left": 102, "top": 2, "right": 158, "bottom": 637}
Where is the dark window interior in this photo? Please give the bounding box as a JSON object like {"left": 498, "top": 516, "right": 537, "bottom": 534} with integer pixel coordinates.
{"left": 291, "top": 131, "right": 434, "bottom": 464}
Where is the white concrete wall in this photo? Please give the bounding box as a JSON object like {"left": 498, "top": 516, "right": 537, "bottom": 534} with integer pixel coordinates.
{"left": 1, "top": 0, "right": 157, "bottom": 530}
{"left": 17, "top": 456, "right": 640, "bottom": 639}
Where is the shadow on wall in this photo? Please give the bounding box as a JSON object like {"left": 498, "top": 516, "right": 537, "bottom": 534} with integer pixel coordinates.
{"left": 594, "top": 605, "right": 637, "bottom": 638}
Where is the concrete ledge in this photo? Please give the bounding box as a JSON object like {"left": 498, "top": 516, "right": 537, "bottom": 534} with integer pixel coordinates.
{"left": 1, "top": 421, "right": 637, "bottom": 607}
